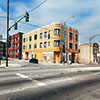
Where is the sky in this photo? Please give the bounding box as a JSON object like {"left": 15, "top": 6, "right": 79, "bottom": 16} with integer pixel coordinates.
{"left": 0, "top": 0, "right": 100, "bottom": 45}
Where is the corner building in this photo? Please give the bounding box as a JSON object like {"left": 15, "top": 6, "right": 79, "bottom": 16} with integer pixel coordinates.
{"left": 22, "top": 23, "right": 79, "bottom": 63}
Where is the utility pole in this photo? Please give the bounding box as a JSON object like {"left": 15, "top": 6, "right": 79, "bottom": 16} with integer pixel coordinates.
{"left": 63, "top": 22, "right": 66, "bottom": 65}
{"left": 6, "top": 0, "right": 9, "bottom": 67}
{"left": 89, "top": 37, "right": 91, "bottom": 64}
{"left": 63, "top": 16, "right": 75, "bottom": 65}
{"left": 6, "top": 0, "right": 29, "bottom": 67}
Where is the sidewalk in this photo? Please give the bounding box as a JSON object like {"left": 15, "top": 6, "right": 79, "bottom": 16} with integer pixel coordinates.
{"left": 39, "top": 62, "right": 86, "bottom": 66}
{"left": 0, "top": 59, "right": 29, "bottom": 68}
{"left": 0, "top": 59, "right": 99, "bottom": 69}
{"left": 0, "top": 64, "right": 22, "bottom": 68}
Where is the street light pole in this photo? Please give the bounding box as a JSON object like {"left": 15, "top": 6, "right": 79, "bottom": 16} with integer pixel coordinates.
{"left": 63, "top": 16, "right": 75, "bottom": 65}
{"left": 90, "top": 37, "right": 92, "bottom": 64}
{"left": 63, "top": 22, "right": 66, "bottom": 65}
{"left": 6, "top": 0, "right": 9, "bottom": 67}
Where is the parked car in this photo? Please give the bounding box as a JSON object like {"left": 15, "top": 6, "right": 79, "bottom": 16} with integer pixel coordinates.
{"left": 29, "top": 58, "right": 38, "bottom": 64}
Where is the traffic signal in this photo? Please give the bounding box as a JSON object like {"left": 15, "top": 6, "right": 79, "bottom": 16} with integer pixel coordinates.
{"left": 14, "top": 23, "right": 17, "bottom": 30}
{"left": 8, "top": 35, "right": 11, "bottom": 48}
{"left": 62, "top": 44, "right": 65, "bottom": 53}
{"left": 25, "top": 11, "right": 29, "bottom": 22}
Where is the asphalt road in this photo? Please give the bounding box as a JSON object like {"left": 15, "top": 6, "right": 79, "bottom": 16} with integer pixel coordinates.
{"left": 0, "top": 64, "right": 100, "bottom": 100}
{"left": 0, "top": 71, "right": 100, "bottom": 100}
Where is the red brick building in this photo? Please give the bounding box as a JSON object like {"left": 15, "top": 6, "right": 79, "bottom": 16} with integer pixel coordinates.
{"left": 0, "top": 41, "right": 6, "bottom": 57}
{"left": 8, "top": 32, "right": 23, "bottom": 59}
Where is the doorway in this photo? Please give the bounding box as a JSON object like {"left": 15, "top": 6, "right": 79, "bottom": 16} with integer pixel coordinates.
{"left": 71, "top": 53, "right": 75, "bottom": 63}
{"left": 26, "top": 52, "right": 28, "bottom": 60}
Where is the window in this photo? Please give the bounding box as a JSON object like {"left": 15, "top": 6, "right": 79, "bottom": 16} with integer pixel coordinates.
{"left": 26, "top": 45, "right": 27, "bottom": 49}
{"left": 16, "top": 43, "right": 19, "bottom": 47}
{"left": 34, "top": 34, "right": 37, "bottom": 40}
{"left": 48, "top": 41, "right": 50, "bottom": 47}
{"left": 26, "top": 37, "right": 28, "bottom": 42}
{"left": 69, "top": 43, "right": 73, "bottom": 49}
{"left": 11, "top": 44, "right": 14, "bottom": 48}
{"left": 0, "top": 48, "right": 3, "bottom": 50}
{"left": 40, "top": 33, "right": 43, "bottom": 39}
{"left": 75, "top": 44, "right": 78, "bottom": 50}
{"left": 54, "top": 40, "right": 60, "bottom": 47}
{"left": 29, "top": 36, "right": 32, "bottom": 41}
{"left": 16, "top": 50, "right": 19, "bottom": 53}
{"left": 54, "top": 29, "right": 60, "bottom": 35}
{"left": 35, "top": 54, "right": 36, "bottom": 59}
{"left": 34, "top": 43, "right": 37, "bottom": 49}
{"left": 69, "top": 32, "right": 73, "bottom": 40}
{"left": 44, "top": 31, "right": 47, "bottom": 38}
{"left": 29, "top": 44, "right": 31, "bottom": 49}
{"left": 75, "top": 34, "right": 78, "bottom": 41}
{"left": 11, "top": 38, "right": 14, "bottom": 42}
{"left": 23, "top": 45, "right": 25, "bottom": 50}
{"left": 69, "top": 55, "right": 71, "bottom": 60}
{"left": 0, "top": 52, "right": 3, "bottom": 54}
{"left": 23, "top": 38, "right": 25, "bottom": 42}
{"left": 31, "top": 54, "right": 33, "bottom": 58}
{"left": 48, "top": 30, "right": 50, "bottom": 39}
{"left": 15, "top": 37, "right": 19, "bottom": 41}
{"left": 40, "top": 42, "right": 42, "bottom": 48}
{"left": 0, "top": 44, "right": 3, "bottom": 47}
{"left": 44, "top": 42, "right": 47, "bottom": 48}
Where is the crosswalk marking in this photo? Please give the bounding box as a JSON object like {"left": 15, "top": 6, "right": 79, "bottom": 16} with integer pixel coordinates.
{"left": 16, "top": 73, "right": 29, "bottom": 79}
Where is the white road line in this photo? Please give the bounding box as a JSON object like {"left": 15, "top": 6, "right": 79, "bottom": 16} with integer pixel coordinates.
{"left": 32, "top": 80, "right": 47, "bottom": 86}
{"left": 37, "top": 82, "right": 46, "bottom": 86}
{"left": 34, "top": 74, "right": 40, "bottom": 77}
{"left": 16, "top": 73, "right": 29, "bottom": 79}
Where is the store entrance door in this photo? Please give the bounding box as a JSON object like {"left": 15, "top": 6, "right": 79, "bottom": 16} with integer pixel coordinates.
{"left": 72, "top": 53, "right": 75, "bottom": 63}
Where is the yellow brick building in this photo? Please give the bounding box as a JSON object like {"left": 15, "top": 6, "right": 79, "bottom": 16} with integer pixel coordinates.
{"left": 22, "top": 22, "right": 79, "bottom": 63}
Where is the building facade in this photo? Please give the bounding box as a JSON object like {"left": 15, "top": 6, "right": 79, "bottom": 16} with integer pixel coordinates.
{"left": 8, "top": 32, "right": 23, "bottom": 59}
{"left": 0, "top": 41, "right": 6, "bottom": 57}
{"left": 0, "top": 35, "right": 2, "bottom": 41}
{"left": 22, "top": 23, "right": 79, "bottom": 63}
{"left": 79, "top": 43, "right": 99, "bottom": 64}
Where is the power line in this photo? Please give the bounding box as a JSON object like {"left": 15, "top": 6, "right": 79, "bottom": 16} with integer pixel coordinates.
{"left": 0, "top": 15, "right": 84, "bottom": 45}
{"left": 15, "top": 0, "right": 47, "bottom": 19}
{"left": 20, "top": 21, "right": 41, "bottom": 28}
{"left": 0, "top": 15, "right": 40, "bottom": 28}
{"left": 0, "top": 16, "right": 55, "bottom": 32}
{"left": 29, "top": 0, "right": 47, "bottom": 13}
{"left": 0, "top": 15, "right": 15, "bottom": 20}
{"left": 0, "top": 15, "right": 55, "bottom": 32}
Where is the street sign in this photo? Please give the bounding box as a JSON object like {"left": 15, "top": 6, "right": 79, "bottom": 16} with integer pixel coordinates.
{"left": 2, "top": 38, "right": 7, "bottom": 40}
{"left": 61, "top": 40, "right": 64, "bottom": 42}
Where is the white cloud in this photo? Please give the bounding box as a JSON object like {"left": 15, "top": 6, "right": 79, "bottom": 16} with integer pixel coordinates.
{"left": 0, "top": 0, "right": 100, "bottom": 45}
{"left": 0, "top": 8, "right": 7, "bottom": 37}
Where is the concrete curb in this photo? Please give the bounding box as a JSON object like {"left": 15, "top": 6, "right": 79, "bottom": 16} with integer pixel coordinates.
{"left": 39, "top": 62, "right": 85, "bottom": 66}
{"left": 0, "top": 64, "right": 22, "bottom": 68}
